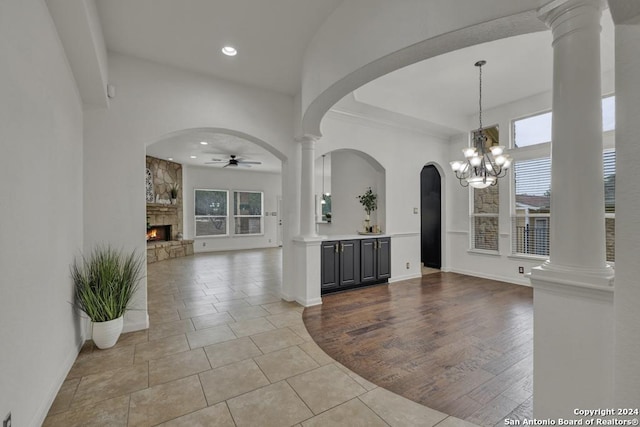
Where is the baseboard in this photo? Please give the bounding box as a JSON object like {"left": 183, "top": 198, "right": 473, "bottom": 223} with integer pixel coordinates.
{"left": 448, "top": 267, "right": 532, "bottom": 287}
{"left": 296, "top": 296, "right": 323, "bottom": 307}
{"left": 389, "top": 273, "right": 422, "bottom": 283}
{"left": 31, "top": 338, "right": 84, "bottom": 426}
{"left": 279, "top": 292, "right": 295, "bottom": 302}
{"left": 122, "top": 312, "right": 149, "bottom": 333}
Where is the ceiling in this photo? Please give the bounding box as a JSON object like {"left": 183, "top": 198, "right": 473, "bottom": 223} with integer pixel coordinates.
{"left": 97, "top": 2, "right": 614, "bottom": 173}
{"left": 146, "top": 130, "right": 282, "bottom": 173}
{"left": 95, "top": 0, "right": 343, "bottom": 96}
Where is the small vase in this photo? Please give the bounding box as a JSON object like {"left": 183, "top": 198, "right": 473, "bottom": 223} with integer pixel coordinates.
{"left": 92, "top": 316, "right": 124, "bottom": 349}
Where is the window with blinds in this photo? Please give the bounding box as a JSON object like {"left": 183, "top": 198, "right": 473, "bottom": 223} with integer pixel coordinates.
{"left": 513, "top": 158, "right": 551, "bottom": 257}
{"left": 512, "top": 151, "right": 616, "bottom": 261}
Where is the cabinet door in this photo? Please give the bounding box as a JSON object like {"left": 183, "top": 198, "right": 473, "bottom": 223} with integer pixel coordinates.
{"left": 360, "top": 239, "right": 377, "bottom": 284}
{"left": 339, "top": 240, "right": 360, "bottom": 287}
{"left": 376, "top": 237, "right": 391, "bottom": 280}
{"left": 321, "top": 241, "right": 339, "bottom": 290}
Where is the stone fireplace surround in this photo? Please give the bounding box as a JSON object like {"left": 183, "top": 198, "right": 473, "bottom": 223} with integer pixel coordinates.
{"left": 146, "top": 156, "right": 193, "bottom": 263}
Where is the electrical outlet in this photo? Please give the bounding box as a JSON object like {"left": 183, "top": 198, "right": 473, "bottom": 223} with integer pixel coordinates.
{"left": 202, "top": 242, "right": 206, "bottom": 247}
{"left": 406, "top": 262, "right": 410, "bottom": 269}
{"left": 518, "top": 266, "right": 524, "bottom": 274}
{"left": 413, "top": 208, "right": 418, "bottom": 214}
{"left": 3, "top": 412, "right": 11, "bottom": 427}
{"left": 268, "top": 239, "right": 272, "bottom": 243}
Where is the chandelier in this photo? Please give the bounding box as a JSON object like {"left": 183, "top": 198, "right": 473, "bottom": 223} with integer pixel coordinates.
{"left": 450, "top": 60, "right": 512, "bottom": 189}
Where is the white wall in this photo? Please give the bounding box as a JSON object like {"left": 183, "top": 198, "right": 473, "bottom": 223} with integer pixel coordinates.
{"left": 183, "top": 165, "right": 282, "bottom": 252}
{"left": 0, "top": 0, "right": 84, "bottom": 424}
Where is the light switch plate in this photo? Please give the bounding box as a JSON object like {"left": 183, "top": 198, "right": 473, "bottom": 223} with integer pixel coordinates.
{"left": 413, "top": 208, "right": 418, "bottom": 214}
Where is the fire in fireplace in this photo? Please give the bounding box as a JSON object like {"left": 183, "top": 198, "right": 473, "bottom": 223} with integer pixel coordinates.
{"left": 147, "top": 225, "right": 171, "bottom": 242}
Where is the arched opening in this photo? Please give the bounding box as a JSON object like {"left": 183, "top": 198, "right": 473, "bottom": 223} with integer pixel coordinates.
{"left": 315, "top": 148, "right": 386, "bottom": 236}
{"left": 145, "top": 126, "right": 287, "bottom": 283}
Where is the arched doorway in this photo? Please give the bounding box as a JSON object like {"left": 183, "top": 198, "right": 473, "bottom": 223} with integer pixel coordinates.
{"left": 420, "top": 165, "right": 441, "bottom": 269}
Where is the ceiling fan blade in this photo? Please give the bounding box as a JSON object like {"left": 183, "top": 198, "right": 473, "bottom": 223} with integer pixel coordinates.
{"left": 238, "top": 161, "right": 261, "bottom": 165}
{"left": 238, "top": 163, "right": 252, "bottom": 168}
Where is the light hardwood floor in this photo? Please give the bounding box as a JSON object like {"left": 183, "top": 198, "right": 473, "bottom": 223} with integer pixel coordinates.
{"left": 43, "top": 249, "right": 476, "bottom": 426}
{"left": 303, "top": 272, "right": 534, "bottom": 426}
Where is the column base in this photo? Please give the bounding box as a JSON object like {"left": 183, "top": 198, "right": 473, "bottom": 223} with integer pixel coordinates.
{"left": 530, "top": 262, "right": 614, "bottom": 418}
{"left": 292, "top": 238, "right": 324, "bottom": 307}
{"left": 529, "top": 260, "right": 614, "bottom": 294}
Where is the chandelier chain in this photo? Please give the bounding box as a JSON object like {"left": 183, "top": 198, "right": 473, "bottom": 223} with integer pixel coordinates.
{"left": 478, "top": 63, "right": 483, "bottom": 131}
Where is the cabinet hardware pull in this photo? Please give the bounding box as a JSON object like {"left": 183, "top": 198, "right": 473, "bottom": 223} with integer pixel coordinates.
{"left": 341, "top": 242, "right": 344, "bottom": 253}
{"left": 335, "top": 243, "right": 338, "bottom": 253}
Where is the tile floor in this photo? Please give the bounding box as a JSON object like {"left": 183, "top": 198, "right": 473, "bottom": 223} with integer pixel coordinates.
{"left": 44, "top": 248, "right": 479, "bottom": 426}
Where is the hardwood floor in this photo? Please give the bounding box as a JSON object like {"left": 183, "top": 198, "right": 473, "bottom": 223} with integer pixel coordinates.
{"left": 303, "top": 272, "right": 533, "bottom": 426}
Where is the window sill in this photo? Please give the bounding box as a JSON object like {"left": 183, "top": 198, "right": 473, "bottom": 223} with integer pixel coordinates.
{"left": 467, "top": 249, "right": 501, "bottom": 257}
{"left": 507, "top": 254, "right": 548, "bottom": 262}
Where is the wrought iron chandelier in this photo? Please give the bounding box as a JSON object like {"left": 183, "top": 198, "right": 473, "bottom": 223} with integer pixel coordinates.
{"left": 450, "top": 60, "right": 512, "bottom": 189}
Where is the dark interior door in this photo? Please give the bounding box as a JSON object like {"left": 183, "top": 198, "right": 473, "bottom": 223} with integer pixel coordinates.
{"left": 421, "top": 165, "right": 441, "bottom": 269}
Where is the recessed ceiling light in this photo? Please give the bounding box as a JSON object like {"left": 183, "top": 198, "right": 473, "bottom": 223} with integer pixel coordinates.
{"left": 222, "top": 46, "right": 237, "bottom": 56}
{"left": 200, "top": 141, "right": 208, "bottom": 145}
{"left": 190, "top": 155, "right": 197, "bottom": 159}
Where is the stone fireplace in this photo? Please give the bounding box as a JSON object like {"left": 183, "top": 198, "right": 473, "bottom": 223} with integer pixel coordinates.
{"left": 146, "top": 156, "right": 193, "bottom": 263}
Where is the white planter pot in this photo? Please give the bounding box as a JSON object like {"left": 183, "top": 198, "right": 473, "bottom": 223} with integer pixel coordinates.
{"left": 92, "top": 316, "right": 124, "bottom": 349}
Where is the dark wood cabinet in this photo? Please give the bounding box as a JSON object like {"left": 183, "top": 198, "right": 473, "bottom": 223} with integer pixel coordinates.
{"left": 321, "top": 240, "right": 360, "bottom": 292}
{"left": 360, "top": 237, "right": 391, "bottom": 284}
{"left": 321, "top": 241, "right": 340, "bottom": 290}
{"left": 321, "top": 237, "right": 390, "bottom": 294}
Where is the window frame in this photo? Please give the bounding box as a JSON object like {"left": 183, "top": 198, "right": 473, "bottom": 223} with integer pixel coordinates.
{"left": 468, "top": 125, "right": 501, "bottom": 254}
{"left": 509, "top": 97, "right": 616, "bottom": 261}
{"left": 232, "top": 190, "right": 264, "bottom": 236}
{"left": 194, "top": 188, "right": 229, "bottom": 237}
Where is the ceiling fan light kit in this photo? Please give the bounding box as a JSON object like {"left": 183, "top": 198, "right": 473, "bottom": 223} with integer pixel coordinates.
{"left": 450, "top": 60, "right": 512, "bottom": 189}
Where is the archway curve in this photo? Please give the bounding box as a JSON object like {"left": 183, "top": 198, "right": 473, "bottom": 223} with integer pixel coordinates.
{"left": 302, "top": 8, "right": 545, "bottom": 137}
{"left": 147, "top": 126, "right": 288, "bottom": 162}
{"left": 323, "top": 147, "right": 385, "bottom": 173}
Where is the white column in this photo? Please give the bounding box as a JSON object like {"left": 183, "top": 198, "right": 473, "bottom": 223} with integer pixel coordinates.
{"left": 530, "top": 0, "right": 614, "bottom": 418}
{"left": 298, "top": 135, "right": 318, "bottom": 238}
{"left": 542, "top": 0, "right": 611, "bottom": 276}
{"left": 611, "top": 8, "right": 640, "bottom": 406}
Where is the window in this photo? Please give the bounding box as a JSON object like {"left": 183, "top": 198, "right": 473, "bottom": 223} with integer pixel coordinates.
{"left": 470, "top": 126, "right": 499, "bottom": 252}
{"left": 512, "top": 152, "right": 616, "bottom": 261}
{"left": 512, "top": 158, "right": 551, "bottom": 257}
{"left": 472, "top": 185, "right": 500, "bottom": 251}
{"left": 604, "top": 149, "right": 615, "bottom": 262}
{"left": 233, "top": 191, "right": 263, "bottom": 235}
{"left": 513, "top": 96, "right": 616, "bottom": 148}
{"left": 195, "top": 189, "right": 228, "bottom": 236}
{"left": 513, "top": 112, "right": 552, "bottom": 148}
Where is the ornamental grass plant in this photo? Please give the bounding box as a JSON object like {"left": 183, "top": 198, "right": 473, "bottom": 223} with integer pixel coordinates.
{"left": 71, "top": 246, "right": 144, "bottom": 322}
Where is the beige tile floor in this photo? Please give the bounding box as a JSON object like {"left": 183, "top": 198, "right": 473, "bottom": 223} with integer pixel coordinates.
{"left": 44, "top": 248, "right": 478, "bottom": 427}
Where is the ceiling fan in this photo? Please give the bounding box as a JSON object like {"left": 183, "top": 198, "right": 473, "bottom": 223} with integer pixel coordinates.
{"left": 205, "top": 154, "right": 261, "bottom": 168}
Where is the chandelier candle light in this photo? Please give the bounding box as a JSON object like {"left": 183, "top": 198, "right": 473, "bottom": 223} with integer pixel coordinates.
{"left": 450, "top": 60, "right": 512, "bottom": 189}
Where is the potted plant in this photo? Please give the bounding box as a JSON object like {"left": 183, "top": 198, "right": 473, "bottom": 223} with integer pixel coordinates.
{"left": 71, "top": 246, "right": 144, "bottom": 349}
{"left": 357, "top": 187, "right": 377, "bottom": 231}
{"left": 169, "top": 183, "right": 179, "bottom": 204}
